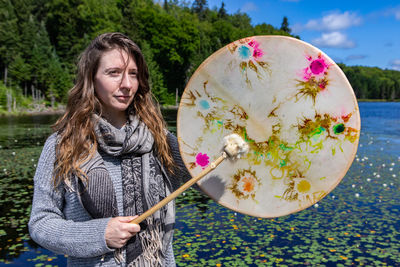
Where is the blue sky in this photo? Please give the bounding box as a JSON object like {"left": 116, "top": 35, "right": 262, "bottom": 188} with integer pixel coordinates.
{"left": 206, "top": 0, "right": 400, "bottom": 70}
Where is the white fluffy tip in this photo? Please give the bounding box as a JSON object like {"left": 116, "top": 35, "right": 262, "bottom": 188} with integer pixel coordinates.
{"left": 223, "top": 133, "right": 249, "bottom": 159}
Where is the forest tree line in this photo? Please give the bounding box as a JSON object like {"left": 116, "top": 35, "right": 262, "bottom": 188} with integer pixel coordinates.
{"left": 0, "top": 0, "right": 399, "bottom": 112}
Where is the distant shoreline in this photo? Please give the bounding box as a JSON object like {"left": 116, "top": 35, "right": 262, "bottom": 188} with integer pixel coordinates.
{"left": 0, "top": 100, "right": 398, "bottom": 116}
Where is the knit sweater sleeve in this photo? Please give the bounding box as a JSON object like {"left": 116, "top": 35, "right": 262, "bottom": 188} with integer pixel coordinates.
{"left": 28, "top": 133, "right": 114, "bottom": 258}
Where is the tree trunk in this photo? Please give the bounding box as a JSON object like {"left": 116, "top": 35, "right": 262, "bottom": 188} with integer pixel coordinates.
{"left": 24, "top": 83, "right": 27, "bottom": 98}
{"left": 7, "top": 90, "right": 12, "bottom": 112}
{"left": 50, "top": 92, "right": 55, "bottom": 108}
{"left": 4, "top": 65, "right": 7, "bottom": 86}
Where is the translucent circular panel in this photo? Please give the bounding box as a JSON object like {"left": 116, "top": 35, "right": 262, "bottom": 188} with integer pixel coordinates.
{"left": 177, "top": 36, "right": 360, "bottom": 218}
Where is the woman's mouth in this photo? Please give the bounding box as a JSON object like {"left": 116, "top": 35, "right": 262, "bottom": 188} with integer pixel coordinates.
{"left": 115, "top": 95, "right": 130, "bottom": 100}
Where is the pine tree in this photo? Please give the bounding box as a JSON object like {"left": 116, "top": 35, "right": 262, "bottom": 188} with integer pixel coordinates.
{"left": 0, "top": 0, "right": 20, "bottom": 85}
{"left": 280, "top": 16, "right": 291, "bottom": 34}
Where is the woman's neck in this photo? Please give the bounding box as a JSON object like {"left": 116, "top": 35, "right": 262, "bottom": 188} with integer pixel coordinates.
{"left": 103, "top": 111, "right": 127, "bottom": 129}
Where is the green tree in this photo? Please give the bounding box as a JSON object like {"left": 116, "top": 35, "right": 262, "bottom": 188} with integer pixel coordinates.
{"left": 0, "top": 0, "right": 20, "bottom": 85}
{"left": 280, "top": 16, "right": 291, "bottom": 34}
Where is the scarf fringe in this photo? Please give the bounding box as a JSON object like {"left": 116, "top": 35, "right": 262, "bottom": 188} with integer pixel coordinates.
{"left": 127, "top": 218, "right": 163, "bottom": 267}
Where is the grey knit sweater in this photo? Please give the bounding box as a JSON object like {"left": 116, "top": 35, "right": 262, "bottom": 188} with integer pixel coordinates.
{"left": 29, "top": 132, "right": 191, "bottom": 266}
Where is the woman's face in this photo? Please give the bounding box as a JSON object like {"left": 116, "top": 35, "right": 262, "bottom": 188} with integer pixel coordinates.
{"left": 94, "top": 48, "right": 139, "bottom": 122}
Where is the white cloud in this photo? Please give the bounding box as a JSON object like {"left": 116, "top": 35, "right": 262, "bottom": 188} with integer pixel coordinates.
{"left": 346, "top": 54, "right": 367, "bottom": 61}
{"left": 305, "top": 11, "right": 362, "bottom": 31}
{"left": 242, "top": 2, "right": 258, "bottom": 12}
{"left": 383, "top": 6, "right": 400, "bottom": 20}
{"left": 390, "top": 59, "right": 400, "bottom": 71}
{"left": 312, "top": 32, "right": 356, "bottom": 49}
{"left": 395, "top": 10, "right": 400, "bottom": 20}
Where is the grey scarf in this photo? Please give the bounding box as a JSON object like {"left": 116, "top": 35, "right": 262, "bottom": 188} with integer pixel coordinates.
{"left": 79, "top": 114, "right": 175, "bottom": 266}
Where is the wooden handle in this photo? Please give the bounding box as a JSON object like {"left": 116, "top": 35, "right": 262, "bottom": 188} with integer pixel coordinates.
{"left": 130, "top": 153, "right": 227, "bottom": 225}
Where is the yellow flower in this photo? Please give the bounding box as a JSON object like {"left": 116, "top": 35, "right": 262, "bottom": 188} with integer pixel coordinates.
{"left": 339, "top": 256, "right": 348, "bottom": 260}
{"left": 328, "top": 237, "right": 334, "bottom": 241}
{"left": 231, "top": 246, "right": 237, "bottom": 250}
{"left": 182, "top": 254, "right": 190, "bottom": 258}
{"left": 329, "top": 249, "right": 336, "bottom": 252}
{"left": 216, "top": 264, "right": 222, "bottom": 267}
{"left": 186, "top": 243, "right": 191, "bottom": 246}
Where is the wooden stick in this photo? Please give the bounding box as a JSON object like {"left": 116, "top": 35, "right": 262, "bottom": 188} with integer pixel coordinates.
{"left": 130, "top": 152, "right": 227, "bottom": 225}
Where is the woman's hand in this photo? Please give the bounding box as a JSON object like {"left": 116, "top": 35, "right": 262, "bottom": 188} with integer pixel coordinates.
{"left": 105, "top": 216, "right": 141, "bottom": 248}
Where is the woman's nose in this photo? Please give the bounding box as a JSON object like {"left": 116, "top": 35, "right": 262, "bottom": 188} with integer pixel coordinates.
{"left": 120, "top": 72, "right": 132, "bottom": 89}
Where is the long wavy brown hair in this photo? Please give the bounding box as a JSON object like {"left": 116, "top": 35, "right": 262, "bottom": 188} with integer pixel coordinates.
{"left": 52, "top": 32, "right": 174, "bottom": 188}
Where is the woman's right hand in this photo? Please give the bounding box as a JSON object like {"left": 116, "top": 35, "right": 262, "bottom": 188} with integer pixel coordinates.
{"left": 105, "top": 216, "right": 141, "bottom": 248}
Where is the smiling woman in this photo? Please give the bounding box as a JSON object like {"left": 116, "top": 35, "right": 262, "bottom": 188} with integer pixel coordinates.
{"left": 28, "top": 32, "right": 192, "bottom": 267}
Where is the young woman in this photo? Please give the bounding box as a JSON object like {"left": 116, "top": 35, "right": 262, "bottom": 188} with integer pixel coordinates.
{"left": 29, "top": 32, "right": 190, "bottom": 266}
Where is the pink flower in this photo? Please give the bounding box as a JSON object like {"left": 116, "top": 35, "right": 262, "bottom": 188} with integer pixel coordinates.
{"left": 196, "top": 153, "right": 209, "bottom": 167}
{"left": 248, "top": 40, "right": 258, "bottom": 48}
{"left": 253, "top": 48, "right": 264, "bottom": 59}
{"left": 310, "top": 59, "right": 327, "bottom": 75}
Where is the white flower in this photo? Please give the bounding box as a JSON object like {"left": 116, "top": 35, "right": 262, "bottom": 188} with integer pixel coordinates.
{"left": 390, "top": 183, "right": 394, "bottom": 186}
{"left": 383, "top": 184, "right": 387, "bottom": 187}
{"left": 314, "top": 203, "right": 319, "bottom": 208}
{"left": 352, "top": 184, "right": 356, "bottom": 188}
{"left": 389, "top": 168, "right": 393, "bottom": 171}
{"left": 367, "top": 178, "right": 371, "bottom": 182}
{"left": 373, "top": 172, "right": 377, "bottom": 176}
{"left": 360, "top": 144, "right": 363, "bottom": 147}
{"left": 382, "top": 164, "right": 386, "bottom": 167}
{"left": 376, "top": 174, "right": 381, "bottom": 178}
{"left": 369, "top": 163, "right": 373, "bottom": 166}
{"left": 355, "top": 193, "right": 360, "bottom": 198}
{"left": 12, "top": 152, "right": 15, "bottom": 156}
{"left": 14, "top": 139, "right": 17, "bottom": 143}
{"left": 332, "top": 195, "right": 335, "bottom": 199}
{"left": 393, "top": 174, "right": 397, "bottom": 178}
{"left": 3, "top": 169, "right": 6, "bottom": 172}
{"left": 391, "top": 163, "right": 395, "bottom": 166}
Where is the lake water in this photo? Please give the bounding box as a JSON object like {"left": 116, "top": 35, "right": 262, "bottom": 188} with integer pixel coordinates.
{"left": 0, "top": 102, "right": 399, "bottom": 266}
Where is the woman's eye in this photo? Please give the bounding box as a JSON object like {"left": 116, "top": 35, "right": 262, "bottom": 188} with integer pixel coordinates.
{"left": 130, "top": 71, "right": 137, "bottom": 76}
{"left": 108, "top": 70, "right": 120, "bottom": 76}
